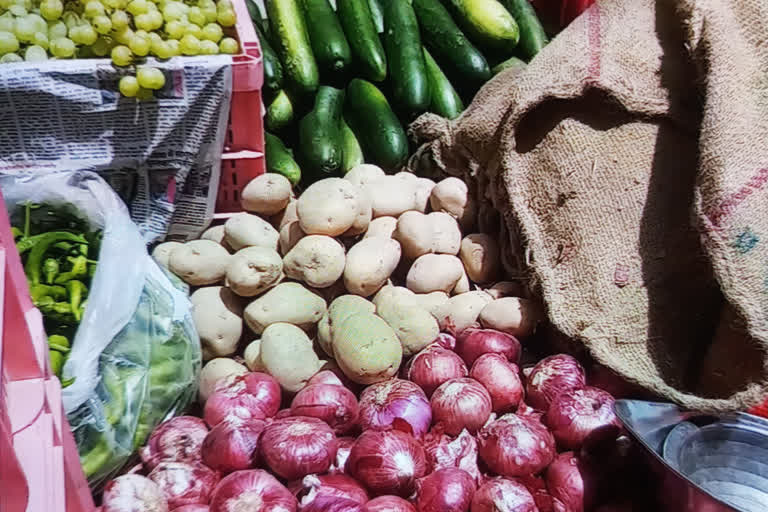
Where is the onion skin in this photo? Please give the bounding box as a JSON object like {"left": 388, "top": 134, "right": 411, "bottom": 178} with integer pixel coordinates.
{"left": 477, "top": 413, "right": 556, "bottom": 477}
{"left": 308, "top": 370, "right": 346, "bottom": 387}
{"left": 301, "top": 498, "right": 364, "bottom": 512}
{"left": 405, "top": 344, "right": 468, "bottom": 397}
{"left": 455, "top": 329, "right": 521, "bottom": 367}
{"left": 517, "top": 475, "right": 555, "bottom": 512}
{"left": 545, "top": 452, "right": 600, "bottom": 512}
{"left": 148, "top": 462, "right": 220, "bottom": 510}
{"left": 526, "top": 355, "right": 585, "bottom": 412}
{"left": 470, "top": 478, "right": 538, "bottom": 512}
{"left": 290, "top": 383, "right": 359, "bottom": 434}
{"left": 347, "top": 429, "right": 427, "bottom": 497}
{"left": 363, "top": 496, "right": 417, "bottom": 512}
{"left": 140, "top": 416, "right": 209, "bottom": 471}
{"left": 171, "top": 506, "right": 210, "bottom": 512}
{"left": 470, "top": 354, "right": 524, "bottom": 413}
{"left": 330, "top": 437, "right": 356, "bottom": 474}
{"left": 260, "top": 416, "right": 339, "bottom": 480}
{"left": 102, "top": 474, "right": 169, "bottom": 512}
{"left": 209, "top": 470, "right": 298, "bottom": 512}
{"left": 201, "top": 418, "right": 266, "bottom": 473}
{"left": 358, "top": 379, "right": 432, "bottom": 439}
{"left": 544, "top": 386, "right": 620, "bottom": 450}
{"left": 431, "top": 378, "right": 492, "bottom": 435}
{"left": 423, "top": 428, "right": 481, "bottom": 484}
{"left": 415, "top": 468, "right": 476, "bottom": 512}
{"left": 293, "top": 474, "right": 369, "bottom": 507}
{"left": 204, "top": 372, "right": 282, "bottom": 427}
{"left": 434, "top": 333, "right": 457, "bottom": 350}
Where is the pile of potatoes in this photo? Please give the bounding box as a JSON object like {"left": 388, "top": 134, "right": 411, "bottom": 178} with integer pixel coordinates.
{"left": 153, "top": 165, "right": 541, "bottom": 399}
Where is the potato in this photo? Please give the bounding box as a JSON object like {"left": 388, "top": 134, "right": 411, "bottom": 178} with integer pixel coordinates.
{"left": 199, "top": 358, "right": 248, "bottom": 402}
{"left": 365, "top": 175, "right": 421, "bottom": 218}
{"left": 394, "top": 211, "right": 462, "bottom": 260}
{"left": 414, "top": 177, "right": 436, "bottom": 213}
{"left": 191, "top": 286, "right": 243, "bottom": 360}
{"left": 258, "top": 323, "right": 326, "bottom": 392}
{"left": 272, "top": 199, "right": 298, "bottom": 230}
{"left": 333, "top": 313, "right": 402, "bottom": 384}
{"left": 200, "top": 225, "right": 226, "bottom": 245}
{"left": 224, "top": 212, "right": 279, "bottom": 251}
{"left": 297, "top": 178, "right": 361, "bottom": 236}
{"left": 283, "top": 235, "right": 346, "bottom": 288}
{"left": 241, "top": 173, "right": 292, "bottom": 216}
{"left": 342, "top": 188, "right": 373, "bottom": 237}
{"left": 479, "top": 297, "right": 541, "bottom": 337}
{"left": 244, "top": 282, "right": 327, "bottom": 334}
{"left": 244, "top": 339, "right": 265, "bottom": 372}
{"left": 226, "top": 246, "right": 283, "bottom": 297}
{"left": 279, "top": 220, "right": 306, "bottom": 255}
{"left": 169, "top": 240, "right": 231, "bottom": 285}
{"left": 317, "top": 295, "right": 376, "bottom": 357}
{"left": 430, "top": 177, "right": 477, "bottom": 231}
{"left": 344, "top": 163, "right": 385, "bottom": 188}
{"left": 413, "top": 291, "right": 450, "bottom": 317}
{"left": 373, "top": 285, "right": 439, "bottom": 356}
{"left": 307, "top": 279, "right": 349, "bottom": 304}
{"left": 343, "top": 237, "right": 401, "bottom": 297}
{"left": 453, "top": 267, "right": 471, "bottom": 295}
{"left": 433, "top": 290, "right": 493, "bottom": 332}
{"left": 364, "top": 216, "right": 398, "bottom": 239}
{"left": 406, "top": 254, "right": 464, "bottom": 294}
{"left": 459, "top": 233, "right": 500, "bottom": 284}
{"left": 373, "top": 284, "right": 416, "bottom": 307}
{"left": 485, "top": 281, "right": 527, "bottom": 299}
{"left": 152, "top": 241, "right": 183, "bottom": 269}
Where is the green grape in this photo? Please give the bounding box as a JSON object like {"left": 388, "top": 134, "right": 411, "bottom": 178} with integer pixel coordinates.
{"left": 0, "top": 31, "right": 19, "bottom": 55}
{"left": 14, "top": 16, "right": 36, "bottom": 42}
{"left": 47, "top": 20, "right": 67, "bottom": 39}
{"left": 104, "top": 0, "right": 123, "bottom": 9}
{"left": 113, "top": 25, "right": 132, "bottom": 44}
{"left": 110, "top": 10, "right": 129, "bottom": 30}
{"left": 165, "top": 37, "right": 178, "bottom": 55}
{"left": 0, "top": 52, "right": 22, "bottom": 62}
{"left": 91, "top": 35, "right": 111, "bottom": 55}
{"left": 24, "top": 44, "right": 47, "bottom": 60}
{"left": 92, "top": 14, "right": 111, "bottom": 33}
{"left": 136, "top": 87, "right": 153, "bottom": 100}
{"left": 32, "top": 31, "right": 48, "bottom": 48}
{"left": 119, "top": 75, "right": 139, "bottom": 96}
{"left": 200, "top": 22, "right": 221, "bottom": 42}
{"left": 128, "top": 32, "right": 149, "bottom": 55}
{"left": 0, "top": 14, "right": 15, "bottom": 33}
{"left": 49, "top": 36, "right": 74, "bottom": 57}
{"left": 201, "top": 5, "right": 216, "bottom": 23}
{"left": 136, "top": 66, "right": 164, "bottom": 89}
{"left": 83, "top": 1, "right": 104, "bottom": 17}
{"left": 185, "top": 22, "right": 201, "bottom": 38}
{"left": 198, "top": 38, "right": 217, "bottom": 54}
{"left": 147, "top": 30, "right": 161, "bottom": 44}
{"left": 8, "top": 5, "right": 27, "bottom": 16}
{"left": 110, "top": 43, "right": 132, "bottom": 65}
{"left": 187, "top": 6, "right": 205, "bottom": 26}
{"left": 70, "top": 23, "right": 97, "bottom": 45}
{"left": 0, "top": 0, "right": 13, "bottom": 9}
{"left": 178, "top": 33, "right": 199, "bottom": 55}
{"left": 29, "top": 13, "right": 47, "bottom": 32}
{"left": 218, "top": 35, "right": 237, "bottom": 54}
{"left": 216, "top": 8, "right": 235, "bottom": 27}
{"left": 164, "top": 19, "right": 184, "bottom": 39}
{"left": 62, "top": 12, "right": 79, "bottom": 29}
{"left": 216, "top": 0, "right": 233, "bottom": 9}
{"left": 134, "top": 13, "right": 153, "bottom": 30}
{"left": 161, "top": 1, "right": 184, "bottom": 21}
{"left": 39, "top": 0, "right": 63, "bottom": 20}
{"left": 126, "top": 0, "right": 148, "bottom": 15}
{"left": 146, "top": 10, "right": 163, "bottom": 29}
{"left": 151, "top": 38, "right": 172, "bottom": 58}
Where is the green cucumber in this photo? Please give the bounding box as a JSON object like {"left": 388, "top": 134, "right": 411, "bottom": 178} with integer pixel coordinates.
{"left": 492, "top": 55, "right": 526, "bottom": 75}
{"left": 266, "top": 0, "right": 319, "bottom": 97}
{"left": 337, "top": 0, "right": 387, "bottom": 82}
{"left": 423, "top": 48, "right": 463, "bottom": 119}
{"left": 298, "top": 86, "right": 345, "bottom": 178}
{"left": 367, "top": 0, "right": 384, "bottom": 33}
{"left": 382, "top": 0, "right": 430, "bottom": 116}
{"left": 445, "top": 0, "right": 519, "bottom": 51}
{"left": 500, "top": 0, "right": 547, "bottom": 60}
{"left": 341, "top": 119, "right": 364, "bottom": 172}
{"left": 412, "top": 0, "right": 490, "bottom": 90}
{"left": 265, "top": 132, "right": 302, "bottom": 185}
{"left": 247, "top": 1, "right": 283, "bottom": 93}
{"left": 345, "top": 79, "right": 408, "bottom": 170}
{"left": 265, "top": 89, "right": 295, "bottom": 132}
{"left": 301, "top": 0, "right": 352, "bottom": 74}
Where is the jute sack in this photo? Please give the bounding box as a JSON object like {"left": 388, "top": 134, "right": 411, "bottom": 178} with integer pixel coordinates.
{"left": 407, "top": 0, "right": 768, "bottom": 411}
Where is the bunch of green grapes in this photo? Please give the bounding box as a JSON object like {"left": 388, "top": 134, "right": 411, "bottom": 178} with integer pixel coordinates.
{"left": 0, "top": 0, "right": 240, "bottom": 97}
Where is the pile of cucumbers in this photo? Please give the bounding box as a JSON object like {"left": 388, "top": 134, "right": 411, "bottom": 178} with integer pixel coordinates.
{"left": 249, "top": 0, "right": 548, "bottom": 185}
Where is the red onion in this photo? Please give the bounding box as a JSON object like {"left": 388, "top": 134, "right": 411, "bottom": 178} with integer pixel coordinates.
{"left": 455, "top": 329, "right": 521, "bottom": 367}
{"left": 363, "top": 496, "right": 417, "bottom": 512}
{"left": 293, "top": 474, "right": 369, "bottom": 510}
{"left": 358, "top": 379, "right": 432, "bottom": 438}
{"left": 545, "top": 452, "right": 600, "bottom": 512}
{"left": 140, "top": 416, "right": 209, "bottom": 471}
{"left": 471, "top": 478, "right": 537, "bottom": 512}
{"left": 405, "top": 344, "right": 468, "bottom": 397}
{"left": 470, "top": 354, "right": 524, "bottom": 413}
{"left": 308, "top": 370, "right": 345, "bottom": 387}
{"left": 434, "top": 333, "right": 457, "bottom": 350}
{"left": 275, "top": 408, "right": 293, "bottom": 419}
{"left": 290, "top": 383, "right": 359, "bottom": 434}
{"left": 517, "top": 475, "right": 555, "bottom": 512}
{"left": 415, "top": 468, "right": 476, "bottom": 512}
{"left": 209, "top": 470, "right": 297, "bottom": 512}
{"left": 148, "top": 462, "right": 219, "bottom": 509}
{"left": 171, "top": 506, "right": 209, "bottom": 512}
{"left": 423, "top": 428, "right": 481, "bottom": 483}
{"left": 526, "top": 355, "right": 585, "bottom": 412}
{"left": 544, "top": 386, "right": 620, "bottom": 450}
{"left": 477, "top": 413, "right": 556, "bottom": 477}
{"left": 260, "top": 416, "right": 338, "bottom": 480}
{"left": 102, "top": 474, "right": 169, "bottom": 512}
{"left": 300, "top": 498, "right": 364, "bottom": 512}
{"left": 347, "top": 429, "right": 427, "bottom": 497}
{"left": 330, "top": 437, "right": 356, "bottom": 474}
{"left": 204, "top": 372, "right": 282, "bottom": 427}
{"left": 201, "top": 417, "right": 266, "bottom": 473}
{"left": 431, "top": 378, "right": 492, "bottom": 435}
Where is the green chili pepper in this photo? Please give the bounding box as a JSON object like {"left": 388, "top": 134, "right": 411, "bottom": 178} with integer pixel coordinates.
{"left": 61, "top": 377, "right": 75, "bottom": 387}
{"left": 43, "top": 258, "right": 60, "bottom": 284}
{"left": 23, "top": 232, "right": 87, "bottom": 282}
{"left": 11, "top": 226, "right": 22, "bottom": 240}
{"left": 37, "top": 301, "right": 75, "bottom": 323}
{"left": 66, "top": 280, "right": 87, "bottom": 322}
{"left": 80, "top": 438, "right": 114, "bottom": 478}
{"left": 49, "top": 350, "right": 64, "bottom": 376}
{"left": 53, "top": 255, "right": 88, "bottom": 284}
{"left": 88, "top": 263, "right": 97, "bottom": 278}
{"left": 48, "top": 334, "right": 71, "bottom": 353}
{"left": 52, "top": 241, "right": 73, "bottom": 252}
{"left": 29, "top": 284, "right": 67, "bottom": 302}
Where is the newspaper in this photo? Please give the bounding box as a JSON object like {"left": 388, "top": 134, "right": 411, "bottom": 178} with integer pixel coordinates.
{"left": 0, "top": 55, "right": 233, "bottom": 243}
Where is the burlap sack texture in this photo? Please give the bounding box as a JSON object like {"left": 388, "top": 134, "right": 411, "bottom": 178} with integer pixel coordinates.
{"left": 407, "top": 0, "right": 768, "bottom": 412}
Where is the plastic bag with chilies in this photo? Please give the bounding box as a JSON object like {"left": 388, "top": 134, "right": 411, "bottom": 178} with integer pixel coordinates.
{"left": 0, "top": 170, "right": 201, "bottom": 487}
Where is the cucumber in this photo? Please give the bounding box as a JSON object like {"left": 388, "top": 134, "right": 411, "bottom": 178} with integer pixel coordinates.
{"left": 298, "top": 86, "right": 345, "bottom": 178}
{"left": 492, "top": 55, "right": 526, "bottom": 75}
{"left": 345, "top": 79, "right": 408, "bottom": 170}
{"left": 412, "top": 0, "right": 490, "bottom": 90}
{"left": 367, "top": 0, "right": 384, "bottom": 33}
{"left": 382, "top": 0, "right": 430, "bottom": 117}
{"left": 423, "top": 48, "right": 463, "bottom": 119}
{"left": 265, "top": 89, "right": 294, "bottom": 132}
{"left": 500, "top": 0, "right": 547, "bottom": 60}
{"left": 341, "top": 119, "right": 364, "bottom": 172}
{"left": 265, "top": 132, "right": 302, "bottom": 185}
{"left": 337, "top": 0, "right": 387, "bottom": 82}
{"left": 301, "top": 0, "right": 352, "bottom": 74}
{"left": 445, "top": 0, "right": 519, "bottom": 51}
{"left": 266, "top": 0, "right": 319, "bottom": 97}
{"left": 247, "top": 1, "right": 283, "bottom": 93}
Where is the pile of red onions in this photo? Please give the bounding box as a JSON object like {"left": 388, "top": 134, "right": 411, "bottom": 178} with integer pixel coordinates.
{"left": 362, "top": 496, "right": 416, "bottom": 512}
{"left": 415, "top": 468, "right": 476, "bottom": 512}
{"left": 140, "top": 416, "right": 209, "bottom": 470}
{"left": 471, "top": 478, "right": 538, "bottom": 512}
{"left": 431, "top": 378, "right": 492, "bottom": 435}
{"left": 478, "top": 413, "right": 556, "bottom": 477}
{"left": 455, "top": 329, "right": 521, "bottom": 366}
{"left": 260, "top": 416, "right": 338, "bottom": 480}
{"left": 203, "top": 372, "right": 281, "bottom": 427}
{"left": 526, "top": 354, "right": 586, "bottom": 411}
{"left": 358, "top": 379, "right": 432, "bottom": 439}
{"left": 404, "top": 343, "right": 468, "bottom": 397}
{"left": 347, "top": 429, "right": 426, "bottom": 497}
{"left": 293, "top": 474, "right": 368, "bottom": 511}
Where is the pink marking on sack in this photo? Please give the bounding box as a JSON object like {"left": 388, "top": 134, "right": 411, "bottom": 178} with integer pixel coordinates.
{"left": 587, "top": 5, "right": 601, "bottom": 80}
{"left": 613, "top": 263, "right": 630, "bottom": 287}
{"left": 706, "top": 167, "right": 768, "bottom": 228}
